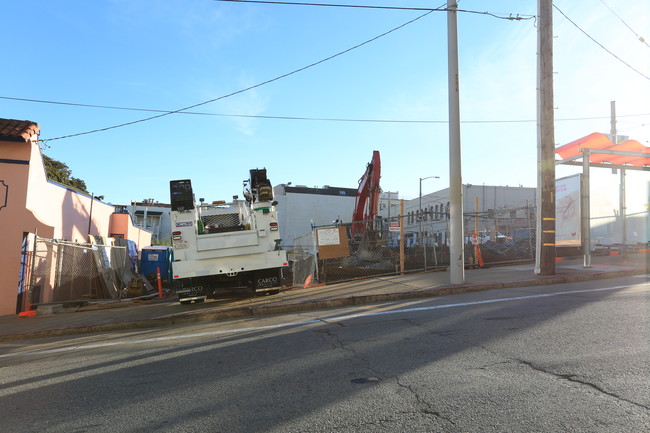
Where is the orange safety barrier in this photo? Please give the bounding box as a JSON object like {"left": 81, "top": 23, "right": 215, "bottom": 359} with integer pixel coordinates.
{"left": 18, "top": 310, "right": 37, "bottom": 318}
{"left": 472, "top": 233, "right": 485, "bottom": 267}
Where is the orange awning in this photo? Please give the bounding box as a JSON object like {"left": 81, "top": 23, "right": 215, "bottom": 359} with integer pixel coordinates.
{"left": 555, "top": 132, "right": 649, "bottom": 167}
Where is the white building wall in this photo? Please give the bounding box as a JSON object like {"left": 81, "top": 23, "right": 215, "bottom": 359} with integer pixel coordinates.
{"left": 403, "top": 185, "right": 536, "bottom": 245}
{"left": 126, "top": 201, "right": 172, "bottom": 244}
{"left": 274, "top": 185, "right": 357, "bottom": 249}
{"left": 378, "top": 191, "right": 401, "bottom": 220}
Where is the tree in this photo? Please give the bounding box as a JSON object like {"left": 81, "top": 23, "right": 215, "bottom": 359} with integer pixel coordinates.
{"left": 43, "top": 154, "right": 89, "bottom": 194}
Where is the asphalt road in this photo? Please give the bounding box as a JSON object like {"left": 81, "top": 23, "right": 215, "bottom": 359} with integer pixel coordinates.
{"left": 0, "top": 275, "right": 648, "bottom": 433}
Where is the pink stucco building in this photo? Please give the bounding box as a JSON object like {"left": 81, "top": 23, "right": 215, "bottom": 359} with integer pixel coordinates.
{"left": 0, "top": 118, "right": 151, "bottom": 316}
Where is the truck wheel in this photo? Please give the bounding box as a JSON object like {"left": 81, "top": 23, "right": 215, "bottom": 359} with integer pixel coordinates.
{"left": 179, "top": 300, "right": 191, "bottom": 305}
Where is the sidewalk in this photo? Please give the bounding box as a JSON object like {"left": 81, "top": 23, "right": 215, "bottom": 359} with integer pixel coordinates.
{"left": 1, "top": 253, "right": 647, "bottom": 342}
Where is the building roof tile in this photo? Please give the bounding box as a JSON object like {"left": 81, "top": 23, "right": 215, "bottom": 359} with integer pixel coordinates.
{"left": 0, "top": 118, "right": 40, "bottom": 142}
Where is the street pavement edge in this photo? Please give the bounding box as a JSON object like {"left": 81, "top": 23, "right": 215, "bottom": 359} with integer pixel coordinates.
{"left": 0, "top": 266, "right": 645, "bottom": 342}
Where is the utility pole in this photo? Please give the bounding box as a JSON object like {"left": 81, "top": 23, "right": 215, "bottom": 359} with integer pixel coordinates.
{"left": 88, "top": 193, "right": 95, "bottom": 238}
{"left": 400, "top": 199, "right": 405, "bottom": 275}
{"left": 535, "top": 0, "right": 556, "bottom": 275}
{"left": 610, "top": 100, "right": 617, "bottom": 142}
{"left": 448, "top": 0, "right": 464, "bottom": 284}
{"left": 611, "top": 101, "right": 627, "bottom": 253}
{"left": 582, "top": 148, "right": 592, "bottom": 268}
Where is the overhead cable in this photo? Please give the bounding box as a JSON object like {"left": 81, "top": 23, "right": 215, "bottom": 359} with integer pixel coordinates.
{"left": 39, "top": 9, "right": 434, "bottom": 143}
{"left": 3, "top": 96, "right": 649, "bottom": 125}
{"left": 215, "top": 0, "right": 535, "bottom": 21}
{"left": 598, "top": 0, "right": 649, "bottom": 48}
{"left": 554, "top": 5, "right": 650, "bottom": 81}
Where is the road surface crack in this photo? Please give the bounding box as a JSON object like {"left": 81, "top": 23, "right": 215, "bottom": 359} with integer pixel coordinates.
{"left": 476, "top": 360, "right": 513, "bottom": 370}
{"left": 517, "top": 359, "right": 650, "bottom": 411}
{"left": 315, "top": 327, "right": 382, "bottom": 379}
{"left": 395, "top": 376, "right": 456, "bottom": 425}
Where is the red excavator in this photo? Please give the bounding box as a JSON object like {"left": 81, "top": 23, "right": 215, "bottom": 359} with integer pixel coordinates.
{"left": 351, "top": 150, "right": 381, "bottom": 239}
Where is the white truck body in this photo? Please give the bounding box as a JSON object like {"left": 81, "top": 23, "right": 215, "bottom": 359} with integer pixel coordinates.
{"left": 169, "top": 171, "right": 288, "bottom": 304}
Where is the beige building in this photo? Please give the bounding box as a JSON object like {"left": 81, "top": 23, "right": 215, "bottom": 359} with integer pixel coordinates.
{"left": 0, "top": 118, "right": 151, "bottom": 315}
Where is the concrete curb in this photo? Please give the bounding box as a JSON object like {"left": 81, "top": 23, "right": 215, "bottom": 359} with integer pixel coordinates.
{"left": 0, "top": 267, "right": 645, "bottom": 342}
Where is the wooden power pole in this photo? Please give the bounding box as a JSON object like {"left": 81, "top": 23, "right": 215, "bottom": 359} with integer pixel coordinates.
{"left": 535, "top": 0, "right": 556, "bottom": 275}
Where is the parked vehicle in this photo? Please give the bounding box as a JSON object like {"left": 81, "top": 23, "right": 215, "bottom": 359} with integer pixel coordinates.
{"left": 470, "top": 230, "right": 510, "bottom": 244}
{"left": 169, "top": 169, "right": 288, "bottom": 304}
{"left": 511, "top": 227, "right": 535, "bottom": 241}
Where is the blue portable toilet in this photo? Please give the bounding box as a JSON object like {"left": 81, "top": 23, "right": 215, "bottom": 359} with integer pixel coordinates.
{"left": 140, "top": 246, "right": 173, "bottom": 285}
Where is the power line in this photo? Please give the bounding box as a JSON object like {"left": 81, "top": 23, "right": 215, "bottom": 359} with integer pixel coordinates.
{"left": 217, "top": 0, "right": 439, "bottom": 11}
{"left": 598, "top": 0, "right": 649, "bottom": 48}
{"left": 29, "top": 2, "right": 535, "bottom": 143}
{"left": 19, "top": 3, "right": 642, "bottom": 141}
{"left": 4, "top": 95, "right": 649, "bottom": 125}
{"left": 39, "top": 9, "right": 435, "bottom": 143}
{"left": 215, "top": 0, "right": 536, "bottom": 21}
{"left": 0, "top": 96, "right": 177, "bottom": 114}
{"left": 554, "top": 5, "right": 650, "bottom": 81}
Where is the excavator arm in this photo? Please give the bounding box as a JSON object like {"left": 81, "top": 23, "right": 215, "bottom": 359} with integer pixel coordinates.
{"left": 352, "top": 151, "right": 381, "bottom": 237}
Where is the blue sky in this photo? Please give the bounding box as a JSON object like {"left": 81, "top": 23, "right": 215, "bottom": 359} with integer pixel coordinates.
{"left": 2, "top": 0, "right": 648, "bottom": 205}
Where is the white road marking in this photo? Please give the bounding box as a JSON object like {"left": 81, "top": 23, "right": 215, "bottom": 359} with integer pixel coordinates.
{"left": 0, "top": 283, "right": 646, "bottom": 360}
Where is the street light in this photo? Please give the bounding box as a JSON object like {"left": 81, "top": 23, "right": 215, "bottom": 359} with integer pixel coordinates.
{"left": 419, "top": 176, "right": 440, "bottom": 270}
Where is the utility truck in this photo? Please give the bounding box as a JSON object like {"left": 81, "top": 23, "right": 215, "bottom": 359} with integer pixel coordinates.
{"left": 169, "top": 169, "right": 288, "bottom": 304}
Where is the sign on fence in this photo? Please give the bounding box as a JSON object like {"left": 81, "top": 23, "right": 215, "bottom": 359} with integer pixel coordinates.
{"left": 316, "top": 226, "right": 350, "bottom": 259}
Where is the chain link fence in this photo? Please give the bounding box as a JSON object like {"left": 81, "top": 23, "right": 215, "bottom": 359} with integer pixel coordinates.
{"left": 284, "top": 206, "right": 537, "bottom": 286}
{"left": 286, "top": 232, "right": 318, "bottom": 288}
{"left": 18, "top": 236, "right": 128, "bottom": 311}
{"left": 463, "top": 205, "right": 536, "bottom": 265}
